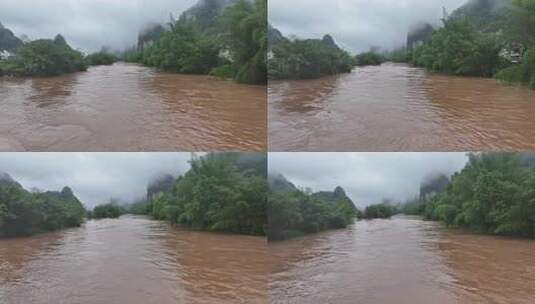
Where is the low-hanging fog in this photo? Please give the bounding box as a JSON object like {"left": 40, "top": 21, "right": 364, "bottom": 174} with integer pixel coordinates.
{"left": 269, "top": 153, "right": 469, "bottom": 208}
{"left": 269, "top": 0, "right": 469, "bottom": 53}
{"left": 0, "top": 153, "right": 195, "bottom": 208}
{"left": 0, "top": 0, "right": 197, "bottom": 53}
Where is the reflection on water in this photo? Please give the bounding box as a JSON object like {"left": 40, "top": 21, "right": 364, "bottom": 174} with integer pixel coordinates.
{"left": 0, "top": 63, "right": 266, "bottom": 151}
{"left": 269, "top": 216, "right": 535, "bottom": 304}
{"left": 269, "top": 63, "right": 535, "bottom": 151}
{"left": 0, "top": 216, "right": 268, "bottom": 304}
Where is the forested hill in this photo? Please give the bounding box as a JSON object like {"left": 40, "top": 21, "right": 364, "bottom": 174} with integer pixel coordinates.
{"left": 450, "top": 0, "right": 512, "bottom": 32}
{"left": 268, "top": 173, "right": 297, "bottom": 193}
{"left": 0, "top": 173, "right": 86, "bottom": 237}
{"left": 268, "top": 174, "right": 358, "bottom": 241}
{"left": 128, "top": 0, "right": 266, "bottom": 85}
{"left": 146, "top": 152, "right": 267, "bottom": 236}
{"left": 403, "top": 153, "right": 535, "bottom": 239}
{"left": 267, "top": 26, "right": 354, "bottom": 80}
{"left": 267, "top": 24, "right": 284, "bottom": 49}
{"left": 179, "top": 0, "right": 249, "bottom": 29}
{"left": 0, "top": 22, "right": 23, "bottom": 52}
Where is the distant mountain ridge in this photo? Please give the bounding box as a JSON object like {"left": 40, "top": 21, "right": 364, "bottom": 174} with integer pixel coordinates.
{"left": 450, "top": 0, "right": 512, "bottom": 32}
{"left": 269, "top": 173, "right": 357, "bottom": 211}
{"left": 0, "top": 22, "right": 23, "bottom": 52}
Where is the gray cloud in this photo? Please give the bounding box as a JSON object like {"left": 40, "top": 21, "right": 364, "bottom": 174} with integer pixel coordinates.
{"left": 269, "top": 0, "right": 467, "bottom": 53}
{"left": 0, "top": 153, "right": 196, "bottom": 208}
{"left": 0, "top": 0, "right": 197, "bottom": 53}
{"left": 269, "top": 153, "right": 469, "bottom": 208}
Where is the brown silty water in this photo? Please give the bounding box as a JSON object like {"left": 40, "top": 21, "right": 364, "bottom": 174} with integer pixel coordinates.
{"left": 269, "top": 216, "right": 535, "bottom": 304}
{"left": 0, "top": 62, "right": 267, "bottom": 151}
{"left": 269, "top": 63, "right": 535, "bottom": 151}
{"left": 0, "top": 216, "right": 269, "bottom": 304}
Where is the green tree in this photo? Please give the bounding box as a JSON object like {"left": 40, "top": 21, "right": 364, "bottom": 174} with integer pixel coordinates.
{"left": 2, "top": 38, "right": 87, "bottom": 76}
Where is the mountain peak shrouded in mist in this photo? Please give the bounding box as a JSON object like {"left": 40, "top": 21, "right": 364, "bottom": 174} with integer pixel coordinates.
{"left": 0, "top": 172, "right": 22, "bottom": 188}
{"left": 268, "top": 173, "right": 297, "bottom": 194}
{"left": 137, "top": 23, "right": 166, "bottom": 50}
{"left": 419, "top": 172, "right": 450, "bottom": 201}
{"left": 321, "top": 34, "right": 338, "bottom": 48}
{"left": 147, "top": 174, "right": 175, "bottom": 202}
{"left": 0, "top": 22, "right": 23, "bottom": 52}
{"left": 312, "top": 186, "right": 357, "bottom": 210}
{"left": 268, "top": 24, "right": 284, "bottom": 49}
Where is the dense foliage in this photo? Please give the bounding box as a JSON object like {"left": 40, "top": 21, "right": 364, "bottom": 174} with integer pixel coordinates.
{"left": 127, "top": 0, "right": 266, "bottom": 85}
{"left": 267, "top": 185, "right": 358, "bottom": 241}
{"left": 216, "top": 0, "right": 267, "bottom": 84}
{"left": 0, "top": 35, "right": 87, "bottom": 77}
{"left": 147, "top": 153, "right": 267, "bottom": 236}
{"left": 133, "top": 23, "right": 222, "bottom": 74}
{"left": 355, "top": 51, "right": 385, "bottom": 66}
{"left": 408, "top": 0, "right": 535, "bottom": 88}
{"left": 90, "top": 203, "right": 125, "bottom": 219}
{"left": 362, "top": 203, "right": 397, "bottom": 219}
{"left": 495, "top": 49, "right": 535, "bottom": 88}
{"left": 0, "top": 175, "right": 85, "bottom": 237}
{"left": 85, "top": 51, "right": 118, "bottom": 66}
{"left": 421, "top": 153, "right": 535, "bottom": 238}
{"left": 410, "top": 18, "right": 506, "bottom": 77}
{"left": 268, "top": 36, "right": 354, "bottom": 80}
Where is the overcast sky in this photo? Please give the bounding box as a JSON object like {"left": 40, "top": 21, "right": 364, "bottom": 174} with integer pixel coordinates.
{"left": 0, "top": 0, "right": 197, "bottom": 53}
{"left": 0, "top": 153, "right": 196, "bottom": 208}
{"left": 269, "top": 0, "right": 468, "bottom": 53}
{"left": 269, "top": 153, "right": 469, "bottom": 208}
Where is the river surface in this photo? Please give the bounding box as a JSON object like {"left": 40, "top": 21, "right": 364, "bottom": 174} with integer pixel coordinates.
{"left": 269, "top": 216, "right": 535, "bottom": 304}
{"left": 0, "top": 216, "right": 268, "bottom": 304}
{"left": 269, "top": 63, "right": 535, "bottom": 151}
{"left": 0, "top": 63, "right": 266, "bottom": 151}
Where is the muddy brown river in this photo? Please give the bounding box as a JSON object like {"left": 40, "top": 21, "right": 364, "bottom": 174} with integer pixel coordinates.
{"left": 0, "top": 216, "right": 268, "bottom": 304}
{"left": 0, "top": 62, "right": 266, "bottom": 151}
{"left": 269, "top": 63, "right": 535, "bottom": 151}
{"left": 269, "top": 216, "right": 535, "bottom": 304}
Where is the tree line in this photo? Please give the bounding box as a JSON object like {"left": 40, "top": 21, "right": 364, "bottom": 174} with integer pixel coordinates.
{"left": 268, "top": 33, "right": 355, "bottom": 80}
{"left": 406, "top": 153, "right": 535, "bottom": 238}
{"left": 125, "top": 0, "right": 266, "bottom": 85}
{"left": 0, "top": 33, "right": 118, "bottom": 77}
{"left": 399, "top": 0, "right": 535, "bottom": 89}
{"left": 134, "top": 153, "right": 268, "bottom": 236}
{"left": 0, "top": 175, "right": 86, "bottom": 237}
{"left": 267, "top": 174, "right": 360, "bottom": 240}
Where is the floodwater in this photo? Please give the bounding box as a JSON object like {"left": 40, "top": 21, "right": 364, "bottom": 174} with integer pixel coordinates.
{"left": 269, "top": 63, "right": 535, "bottom": 151}
{"left": 269, "top": 216, "right": 535, "bottom": 304}
{"left": 0, "top": 216, "right": 268, "bottom": 304}
{"left": 0, "top": 62, "right": 266, "bottom": 151}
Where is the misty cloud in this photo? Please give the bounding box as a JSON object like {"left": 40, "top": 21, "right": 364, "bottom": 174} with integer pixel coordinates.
{"left": 269, "top": 0, "right": 468, "bottom": 53}
{"left": 0, "top": 0, "right": 197, "bottom": 52}
{"left": 0, "top": 153, "right": 196, "bottom": 208}
{"left": 269, "top": 153, "right": 469, "bottom": 208}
